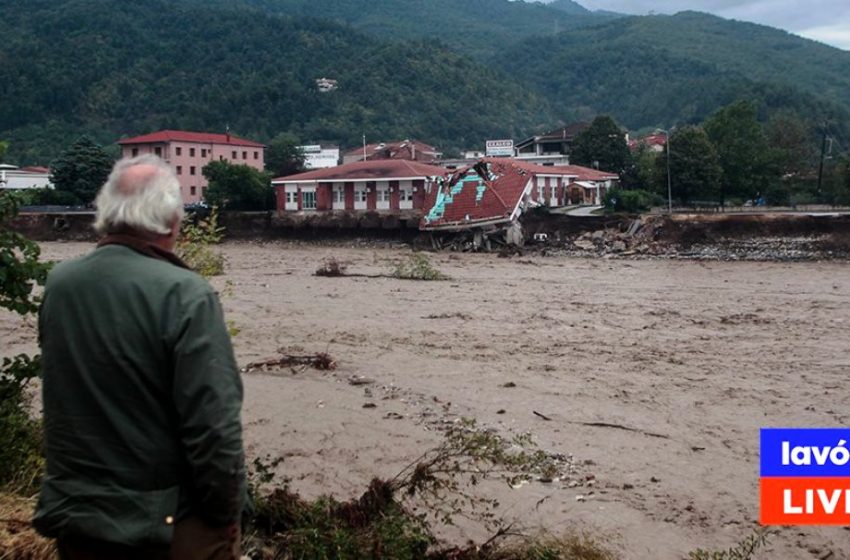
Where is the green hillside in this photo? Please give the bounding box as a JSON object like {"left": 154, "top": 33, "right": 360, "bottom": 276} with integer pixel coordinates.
{"left": 497, "top": 12, "right": 850, "bottom": 136}
{"left": 0, "top": 0, "right": 556, "bottom": 164}
{"left": 189, "top": 0, "right": 620, "bottom": 60}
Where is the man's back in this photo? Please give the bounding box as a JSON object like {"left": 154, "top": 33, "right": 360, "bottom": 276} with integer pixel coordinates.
{"left": 35, "top": 244, "right": 245, "bottom": 546}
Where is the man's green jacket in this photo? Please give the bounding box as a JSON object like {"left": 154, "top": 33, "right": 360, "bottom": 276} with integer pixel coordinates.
{"left": 34, "top": 244, "right": 245, "bottom": 545}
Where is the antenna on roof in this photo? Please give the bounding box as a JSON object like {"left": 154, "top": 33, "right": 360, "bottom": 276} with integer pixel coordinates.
{"left": 226, "top": 124, "right": 231, "bottom": 143}
{"left": 363, "top": 134, "right": 367, "bottom": 162}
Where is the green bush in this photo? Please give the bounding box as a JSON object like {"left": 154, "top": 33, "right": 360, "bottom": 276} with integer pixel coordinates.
{"left": 0, "top": 192, "right": 51, "bottom": 494}
{"left": 176, "top": 207, "right": 226, "bottom": 277}
{"left": 391, "top": 253, "right": 447, "bottom": 281}
{"left": 18, "top": 188, "right": 82, "bottom": 207}
{"left": 603, "top": 189, "right": 663, "bottom": 213}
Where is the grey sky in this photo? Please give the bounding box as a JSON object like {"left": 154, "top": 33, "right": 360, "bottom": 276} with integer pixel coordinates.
{"left": 575, "top": 0, "right": 850, "bottom": 50}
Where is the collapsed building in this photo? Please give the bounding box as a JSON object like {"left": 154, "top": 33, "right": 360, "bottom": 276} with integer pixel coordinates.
{"left": 419, "top": 158, "right": 618, "bottom": 249}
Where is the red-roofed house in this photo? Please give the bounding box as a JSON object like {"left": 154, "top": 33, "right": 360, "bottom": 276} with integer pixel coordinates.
{"left": 628, "top": 133, "right": 667, "bottom": 153}
{"left": 118, "top": 130, "right": 265, "bottom": 204}
{"left": 342, "top": 139, "right": 442, "bottom": 165}
{"left": 271, "top": 159, "right": 448, "bottom": 212}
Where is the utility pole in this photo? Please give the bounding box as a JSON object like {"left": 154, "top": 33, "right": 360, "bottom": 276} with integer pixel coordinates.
{"left": 362, "top": 134, "right": 367, "bottom": 162}
{"left": 666, "top": 131, "right": 672, "bottom": 214}
{"left": 817, "top": 120, "right": 828, "bottom": 197}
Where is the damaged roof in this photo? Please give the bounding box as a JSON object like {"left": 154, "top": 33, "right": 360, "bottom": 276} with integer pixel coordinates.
{"left": 272, "top": 159, "right": 448, "bottom": 183}
{"left": 343, "top": 139, "right": 441, "bottom": 163}
{"left": 420, "top": 160, "right": 532, "bottom": 231}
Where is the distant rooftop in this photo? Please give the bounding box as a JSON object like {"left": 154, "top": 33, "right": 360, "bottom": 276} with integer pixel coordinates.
{"left": 272, "top": 159, "right": 448, "bottom": 183}
{"left": 118, "top": 129, "right": 265, "bottom": 148}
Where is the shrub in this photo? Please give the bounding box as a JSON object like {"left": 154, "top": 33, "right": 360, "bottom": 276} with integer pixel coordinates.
{"left": 603, "top": 189, "right": 663, "bottom": 213}
{"left": 176, "top": 206, "right": 226, "bottom": 276}
{"left": 391, "top": 253, "right": 447, "bottom": 281}
{"left": 315, "top": 257, "right": 347, "bottom": 277}
{"left": 0, "top": 192, "right": 51, "bottom": 494}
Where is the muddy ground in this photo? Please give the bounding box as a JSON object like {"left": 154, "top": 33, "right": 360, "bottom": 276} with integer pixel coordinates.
{"left": 2, "top": 241, "right": 849, "bottom": 559}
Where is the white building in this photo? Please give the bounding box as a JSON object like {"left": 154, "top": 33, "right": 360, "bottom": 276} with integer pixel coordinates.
{"left": 0, "top": 164, "right": 52, "bottom": 190}
{"left": 300, "top": 144, "right": 340, "bottom": 170}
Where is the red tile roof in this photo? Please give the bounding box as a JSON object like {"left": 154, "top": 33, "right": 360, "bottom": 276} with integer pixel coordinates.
{"left": 19, "top": 166, "right": 50, "bottom": 173}
{"left": 421, "top": 160, "right": 532, "bottom": 230}
{"left": 628, "top": 134, "right": 667, "bottom": 151}
{"left": 271, "top": 159, "right": 448, "bottom": 183}
{"left": 118, "top": 130, "right": 265, "bottom": 148}
{"left": 484, "top": 158, "right": 618, "bottom": 181}
{"left": 344, "top": 139, "right": 441, "bottom": 163}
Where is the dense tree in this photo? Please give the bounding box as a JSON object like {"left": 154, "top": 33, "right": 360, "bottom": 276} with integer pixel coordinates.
{"left": 203, "top": 160, "right": 272, "bottom": 211}
{"left": 266, "top": 133, "right": 306, "bottom": 178}
{"left": 824, "top": 156, "right": 850, "bottom": 206}
{"left": 656, "top": 126, "right": 722, "bottom": 205}
{"left": 703, "top": 100, "right": 780, "bottom": 204}
{"left": 0, "top": 0, "right": 554, "bottom": 165}
{"left": 619, "top": 144, "right": 660, "bottom": 190}
{"left": 570, "top": 115, "right": 632, "bottom": 174}
{"left": 49, "top": 137, "right": 113, "bottom": 205}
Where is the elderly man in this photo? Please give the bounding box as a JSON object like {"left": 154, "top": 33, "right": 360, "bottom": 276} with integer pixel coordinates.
{"left": 34, "top": 155, "right": 245, "bottom": 560}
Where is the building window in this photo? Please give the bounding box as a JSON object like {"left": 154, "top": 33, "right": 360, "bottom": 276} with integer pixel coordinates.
{"left": 190, "top": 186, "right": 197, "bottom": 195}
{"left": 254, "top": 151, "right": 259, "bottom": 160}
{"left": 176, "top": 166, "right": 182, "bottom": 175}
{"left": 190, "top": 166, "right": 196, "bottom": 175}
{"left": 333, "top": 188, "right": 345, "bottom": 203}
{"left": 401, "top": 188, "right": 413, "bottom": 201}
{"left": 242, "top": 151, "right": 247, "bottom": 160}
{"left": 189, "top": 147, "right": 195, "bottom": 157}
{"left": 378, "top": 188, "right": 390, "bottom": 203}
{"left": 131, "top": 148, "right": 139, "bottom": 157}
{"left": 355, "top": 188, "right": 367, "bottom": 203}
{"left": 232, "top": 150, "right": 237, "bottom": 159}
{"left": 176, "top": 147, "right": 182, "bottom": 156}
{"left": 302, "top": 191, "right": 316, "bottom": 210}
{"left": 202, "top": 149, "right": 207, "bottom": 157}
{"left": 154, "top": 147, "right": 162, "bottom": 157}
{"left": 286, "top": 191, "right": 297, "bottom": 204}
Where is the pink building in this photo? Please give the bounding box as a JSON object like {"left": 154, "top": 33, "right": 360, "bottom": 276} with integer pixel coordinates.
{"left": 118, "top": 130, "right": 265, "bottom": 204}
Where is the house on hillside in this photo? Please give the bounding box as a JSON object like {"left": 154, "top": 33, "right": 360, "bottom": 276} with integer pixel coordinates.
{"left": 343, "top": 139, "right": 442, "bottom": 165}
{"left": 628, "top": 133, "right": 666, "bottom": 153}
{"left": 0, "top": 164, "right": 52, "bottom": 190}
{"left": 514, "top": 122, "right": 589, "bottom": 165}
{"left": 271, "top": 159, "right": 447, "bottom": 213}
{"left": 118, "top": 130, "right": 265, "bottom": 204}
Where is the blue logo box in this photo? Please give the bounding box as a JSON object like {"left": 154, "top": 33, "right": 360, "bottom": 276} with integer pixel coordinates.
{"left": 761, "top": 428, "right": 850, "bottom": 477}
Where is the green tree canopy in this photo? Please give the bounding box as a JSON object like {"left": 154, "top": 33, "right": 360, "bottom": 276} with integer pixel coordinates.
{"left": 266, "top": 133, "right": 306, "bottom": 178}
{"left": 656, "top": 126, "right": 722, "bottom": 205}
{"left": 49, "top": 136, "right": 113, "bottom": 205}
{"left": 704, "top": 100, "right": 779, "bottom": 203}
{"left": 570, "top": 115, "right": 632, "bottom": 175}
{"left": 203, "top": 160, "right": 272, "bottom": 211}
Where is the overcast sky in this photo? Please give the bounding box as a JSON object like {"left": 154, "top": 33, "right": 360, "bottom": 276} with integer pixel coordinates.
{"left": 575, "top": 0, "right": 850, "bottom": 50}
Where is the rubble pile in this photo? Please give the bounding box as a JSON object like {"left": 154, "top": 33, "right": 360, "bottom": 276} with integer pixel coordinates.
{"left": 555, "top": 216, "right": 849, "bottom": 261}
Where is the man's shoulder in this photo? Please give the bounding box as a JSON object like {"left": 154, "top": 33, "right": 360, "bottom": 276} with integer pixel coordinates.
{"left": 49, "top": 245, "right": 212, "bottom": 298}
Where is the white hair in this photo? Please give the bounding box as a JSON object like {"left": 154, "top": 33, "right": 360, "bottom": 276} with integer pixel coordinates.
{"left": 94, "top": 155, "right": 184, "bottom": 236}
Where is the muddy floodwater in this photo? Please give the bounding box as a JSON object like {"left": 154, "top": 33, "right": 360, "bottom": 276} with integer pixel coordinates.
{"left": 3, "top": 241, "right": 849, "bottom": 559}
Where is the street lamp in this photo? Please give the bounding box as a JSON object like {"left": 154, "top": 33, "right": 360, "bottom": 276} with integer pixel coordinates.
{"left": 655, "top": 128, "right": 672, "bottom": 214}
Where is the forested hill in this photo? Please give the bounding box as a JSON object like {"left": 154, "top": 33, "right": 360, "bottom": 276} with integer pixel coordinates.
{"left": 497, "top": 11, "right": 850, "bottom": 134}
{"left": 0, "top": 0, "right": 556, "bottom": 164}
{"left": 185, "top": 0, "right": 620, "bottom": 60}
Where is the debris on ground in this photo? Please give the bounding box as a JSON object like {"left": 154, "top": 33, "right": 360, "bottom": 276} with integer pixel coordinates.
{"left": 242, "top": 352, "right": 337, "bottom": 373}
